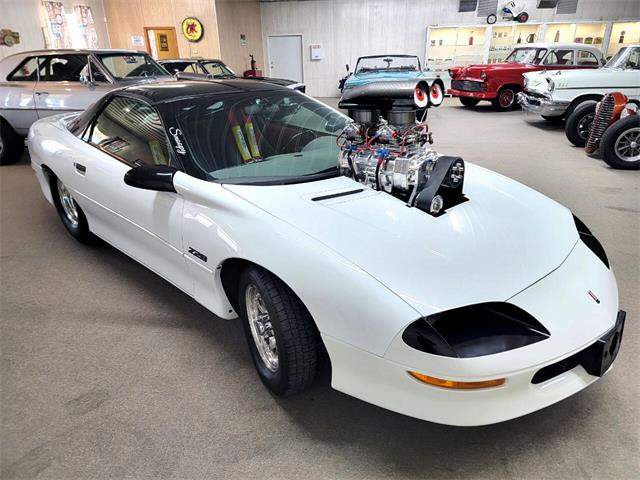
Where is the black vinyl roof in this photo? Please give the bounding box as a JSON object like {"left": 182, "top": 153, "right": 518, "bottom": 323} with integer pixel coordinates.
{"left": 120, "top": 78, "right": 284, "bottom": 104}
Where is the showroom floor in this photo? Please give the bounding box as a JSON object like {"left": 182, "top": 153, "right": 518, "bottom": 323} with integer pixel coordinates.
{"left": 1, "top": 97, "right": 638, "bottom": 479}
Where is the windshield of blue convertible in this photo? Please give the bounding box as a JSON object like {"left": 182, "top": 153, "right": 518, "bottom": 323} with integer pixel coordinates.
{"left": 162, "top": 91, "right": 349, "bottom": 184}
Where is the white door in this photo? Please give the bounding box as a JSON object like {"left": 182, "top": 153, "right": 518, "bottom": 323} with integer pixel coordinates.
{"left": 71, "top": 95, "right": 192, "bottom": 295}
{"left": 267, "top": 35, "right": 303, "bottom": 82}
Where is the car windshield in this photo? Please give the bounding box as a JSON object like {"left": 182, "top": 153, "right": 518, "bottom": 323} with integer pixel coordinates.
{"left": 162, "top": 91, "right": 349, "bottom": 184}
{"left": 96, "top": 53, "right": 167, "bottom": 79}
{"left": 505, "top": 47, "right": 547, "bottom": 65}
{"left": 605, "top": 46, "right": 640, "bottom": 70}
{"left": 355, "top": 56, "right": 420, "bottom": 74}
{"left": 201, "top": 61, "right": 235, "bottom": 78}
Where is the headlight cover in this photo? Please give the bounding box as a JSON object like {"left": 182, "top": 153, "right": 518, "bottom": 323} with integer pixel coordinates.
{"left": 574, "top": 214, "right": 609, "bottom": 268}
{"left": 547, "top": 78, "right": 555, "bottom": 92}
{"left": 402, "top": 302, "right": 550, "bottom": 358}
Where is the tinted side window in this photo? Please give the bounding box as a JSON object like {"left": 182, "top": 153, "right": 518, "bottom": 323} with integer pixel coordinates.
{"left": 543, "top": 50, "right": 575, "bottom": 66}
{"left": 39, "top": 55, "right": 89, "bottom": 82}
{"left": 576, "top": 50, "right": 600, "bottom": 66}
{"left": 7, "top": 57, "right": 39, "bottom": 81}
{"left": 87, "top": 96, "right": 170, "bottom": 166}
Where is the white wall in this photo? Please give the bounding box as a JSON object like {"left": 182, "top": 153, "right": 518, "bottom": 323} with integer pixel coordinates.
{"left": 0, "top": 0, "right": 110, "bottom": 60}
{"left": 260, "top": 0, "right": 640, "bottom": 97}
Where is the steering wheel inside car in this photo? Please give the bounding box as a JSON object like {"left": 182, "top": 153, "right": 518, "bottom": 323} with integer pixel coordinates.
{"left": 282, "top": 130, "right": 317, "bottom": 152}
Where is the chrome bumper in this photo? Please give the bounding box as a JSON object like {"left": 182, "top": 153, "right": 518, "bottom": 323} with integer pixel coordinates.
{"left": 517, "top": 91, "right": 570, "bottom": 117}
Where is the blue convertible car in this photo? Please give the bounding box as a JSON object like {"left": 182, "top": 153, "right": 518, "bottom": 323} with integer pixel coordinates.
{"left": 340, "top": 54, "right": 450, "bottom": 104}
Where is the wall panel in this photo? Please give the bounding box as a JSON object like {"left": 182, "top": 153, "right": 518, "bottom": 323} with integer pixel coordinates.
{"left": 216, "top": 0, "right": 264, "bottom": 73}
{"left": 261, "top": 0, "right": 640, "bottom": 97}
{"left": 102, "top": 0, "right": 221, "bottom": 58}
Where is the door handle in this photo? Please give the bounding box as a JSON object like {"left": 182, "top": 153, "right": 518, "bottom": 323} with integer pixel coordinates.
{"left": 35, "top": 91, "right": 49, "bottom": 95}
{"left": 74, "top": 162, "right": 86, "bottom": 174}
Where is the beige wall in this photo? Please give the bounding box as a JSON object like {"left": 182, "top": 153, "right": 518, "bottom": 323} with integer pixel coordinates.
{"left": 0, "top": 0, "right": 110, "bottom": 60}
{"left": 216, "top": 0, "right": 264, "bottom": 74}
{"left": 103, "top": 0, "right": 221, "bottom": 59}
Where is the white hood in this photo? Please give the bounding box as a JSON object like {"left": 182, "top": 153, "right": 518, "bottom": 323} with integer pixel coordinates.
{"left": 224, "top": 164, "right": 578, "bottom": 316}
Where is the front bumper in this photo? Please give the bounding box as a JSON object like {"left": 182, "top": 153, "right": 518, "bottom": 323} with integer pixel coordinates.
{"left": 325, "top": 313, "right": 624, "bottom": 426}
{"left": 325, "top": 241, "right": 623, "bottom": 426}
{"left": 518, "top": 90, "right": 570, "bottom": 116}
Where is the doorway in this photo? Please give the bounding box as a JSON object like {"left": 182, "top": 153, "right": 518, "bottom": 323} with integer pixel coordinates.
{"left": 267, "top": 34, "right": 303, "bottom": 83}
{"left": 144, "top": 27, "right": 179, "bottom": 60}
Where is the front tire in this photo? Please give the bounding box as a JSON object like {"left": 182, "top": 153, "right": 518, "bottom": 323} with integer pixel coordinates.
{"left": 51, "top": 175, "right": 94, "bottom": 244}
{"left": 517, "top": 12, "right": 529, "bottom": 23}
{"left": 0, "top": 118, "right": 24, "bottom": 165}
{"left": 565, "top": 101, "right": 597, "bottom": 147}
{"left": 238, "top": 265, "right": 318, "bottom": 396}
{"left": 487, "top": 14, "right": 497, "bottom": 24}
{"left": 459, "top": 97, "right": 480, "bottom": 108}
{"left": 492, "top": 86, "right": 520, "bottom": 111}
{"left": 600, "top": 116, "right": 640, "bottom": 170}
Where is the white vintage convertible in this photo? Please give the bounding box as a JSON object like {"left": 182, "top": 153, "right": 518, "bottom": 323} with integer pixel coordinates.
{"left": 28, "top": 78, "right": 625, "bottom": 426}
{"left": 518, "top": 45, "right": 640, "bottom": 121}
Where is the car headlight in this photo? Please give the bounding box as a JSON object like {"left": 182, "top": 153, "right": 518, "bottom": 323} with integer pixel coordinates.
{"left": 402, "top": 302, "right": 550, "bottom": 358}
{"left": 574, "top": 215, "right": 609, "bottom": 268}
{"left": 547, "top": 79, "right": 555, "bottom": 92}
{"left": 480, "top": 70, "right": 487, "bottom": 81}
{"left": 523, "top": 76, "right": 529, "bottom": 88}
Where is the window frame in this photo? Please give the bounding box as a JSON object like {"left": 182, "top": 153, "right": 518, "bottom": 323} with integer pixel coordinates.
{"left": 7, "top": 56, "right": 41, "bottom": 82}
{"left": 81, "top": 93, "right": 178, "bottom": 170}
{"left": 575, "top": 49, "right": 601, "bottom": 67}
{"left": 541, "top": 48, "right": 575, "bottom": 67}
{"left": 35, "top": 54, "right": 92, "bottom": 83}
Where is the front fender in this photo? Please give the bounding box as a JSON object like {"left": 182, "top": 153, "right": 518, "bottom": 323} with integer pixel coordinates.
{"left": 174, "top": 172, "right": 421, "bottom": 357}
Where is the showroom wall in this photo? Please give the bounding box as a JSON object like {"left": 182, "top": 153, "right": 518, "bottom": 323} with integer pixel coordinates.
{"left": 260, "top": 0, "right": 640, "bottom": 97}
{"left": 216, "top": 0, "right": 265, "bottom": 74}
{"left": 0, "top": 0, "right": 110, "bottom": 60}
{"left": 102, "top": 0, "right": 221, "bottom": 58}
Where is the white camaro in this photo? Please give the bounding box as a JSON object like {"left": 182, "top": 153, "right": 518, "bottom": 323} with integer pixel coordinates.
{"left": 28, "top": 79, "right": 625, "bottom": 426}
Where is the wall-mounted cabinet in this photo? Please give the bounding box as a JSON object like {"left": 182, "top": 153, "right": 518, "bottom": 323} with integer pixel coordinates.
{"left": 608, "top": 22, "right": 640, "bottom": 59}
{"left": 426, "top": 20, "right": 639, "bottom": 70}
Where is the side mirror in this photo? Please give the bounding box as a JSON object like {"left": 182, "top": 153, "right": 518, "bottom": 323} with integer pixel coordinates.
{"left": 79, "top": 74, "right": 96, "bottom": 90}
{"left": 124, "top": 164, "right": 177, "bottom": 192}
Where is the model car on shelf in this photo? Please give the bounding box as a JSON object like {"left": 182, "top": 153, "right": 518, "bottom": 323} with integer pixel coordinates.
{"left": 158, "top": 58, "right": 305, "bottom": 92}
{"left": 340, "top": 54, "right": 449, "bottom": 106}
{"left": 28, "top": 78, "right": 625, "bottom": 426}
{"left": 0, "top": 48, "right": 170, "bottom": 165}
{"left": 519, "top": 45, "right": 640, "bottom": 128}
{"left": 486, "top": 0, "right": 529, "bottom": 24}
{"left": 448, "top": 43, "right": 603, "bottom": 111}
{"left": 582, "top": 92, "right": 639, "bottom": 169}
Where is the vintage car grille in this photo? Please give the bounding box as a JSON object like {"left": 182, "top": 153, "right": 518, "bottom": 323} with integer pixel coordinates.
{"left": 451, "top": 79, "right": 486, "bottom": 92}
{"left": 523, "top": 89, "right": 549, "bottom": 100}
{"left": 586, "top": 94, "right": 615, "bottom": 154}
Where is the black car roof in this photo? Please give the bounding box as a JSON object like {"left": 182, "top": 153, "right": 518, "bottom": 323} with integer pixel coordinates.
{"left": 120, "top": 78, "right": 283, "bottom": 104}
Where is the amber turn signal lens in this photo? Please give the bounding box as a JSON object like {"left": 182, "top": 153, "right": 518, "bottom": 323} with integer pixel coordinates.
{"left": 407, "top": 371, "right": 505, "bottom": 390}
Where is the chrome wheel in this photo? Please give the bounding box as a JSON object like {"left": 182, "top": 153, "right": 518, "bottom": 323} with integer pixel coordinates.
{"left": 614, "top": 128, "right": 640, "bottom": 163}
{"left": 577, "top": 113, "right": 595, "bottom": 140}
{"left": 499, "top": 89, "right": 515, "bottom": 108}
{"left": 245, "top": 284, "right": 279, "bottom": 372}
{"left": 56, "top": 178, "right": 79, "bottom": 227}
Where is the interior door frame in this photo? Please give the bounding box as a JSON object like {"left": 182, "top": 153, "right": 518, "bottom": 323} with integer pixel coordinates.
{"left": 143, "top": 26, "right": 179, "bottom": 58}
{"left": 266, "top": 33, "right": 304, "bottom": 82}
